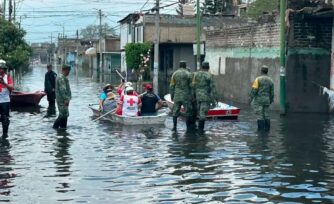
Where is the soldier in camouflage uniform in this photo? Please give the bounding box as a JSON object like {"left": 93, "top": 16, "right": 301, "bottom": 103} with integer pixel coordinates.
{"left": 249, "top": 65, "right": 274, "bottom": 131}
{"left": 192, "top": 61, "right": 217, "bottom": 132}
{"left": 53, "top": 65, "right": 72, "bottom": 129}
{"left": 187, "top": 67, "right": 197, "bottom": 130}
{"left": 170, "top": 61, "right": 192, "bottom": 131}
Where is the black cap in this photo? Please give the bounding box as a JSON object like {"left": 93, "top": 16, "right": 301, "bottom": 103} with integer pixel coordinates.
{"left": 261, "top": 65, "right": 269, "bottom": 73}
{"left": 179, "top": 60, "right": 187, "bottom": 68}
{"left": 202, "top": 61, "right": 210, "bottom": 69}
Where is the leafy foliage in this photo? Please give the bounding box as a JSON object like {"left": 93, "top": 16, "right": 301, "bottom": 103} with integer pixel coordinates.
{"left": 201, "top": 0, "right": 234, "bottom": 15}
{"left": 176, "top": 0, "right": 191, "bottom": 16}
{"left": 0, "top": 18, "right": 32, "bottom": 70}
{"left": 124, "top": 43, "right": 152, "bottom": 72}
{"left": 80, "top": 23, "right": 116, "bottom": 40}
{"left": 246, "top": 0, "right": 279, "bottom": 19}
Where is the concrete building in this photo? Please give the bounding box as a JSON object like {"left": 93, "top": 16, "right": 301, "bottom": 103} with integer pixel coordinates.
{"left": 119, "top": 13, "right": 239, "bottom": 95}
{"left": 98, "top": 35, "right": 121, "bottom": 83}
{"left": 119, "top": 13, "right": 199, "bottom": 95}
{"left": 31, "top": 43, "right": 54, "bottom": 64}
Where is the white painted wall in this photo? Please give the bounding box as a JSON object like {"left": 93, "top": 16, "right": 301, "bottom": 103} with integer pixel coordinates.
{"left": 205, "top": 50, "right": 227, "bottom": 76}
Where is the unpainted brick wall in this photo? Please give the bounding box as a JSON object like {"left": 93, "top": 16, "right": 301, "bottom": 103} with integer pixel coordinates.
{"left": 288, "top": 14, "right": 332, "bottom": 50}
{"left": 206, "top": 21, "right": 280, "bottom": 48}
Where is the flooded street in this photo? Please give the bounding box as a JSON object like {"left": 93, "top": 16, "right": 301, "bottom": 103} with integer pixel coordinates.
{"left": 1, "top": 65, "right": 334, "bottom": 203}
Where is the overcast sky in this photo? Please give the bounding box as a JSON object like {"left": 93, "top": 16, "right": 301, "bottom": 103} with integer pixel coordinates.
{"left": 13, "top": 0, "right": 178, "bottom": 43}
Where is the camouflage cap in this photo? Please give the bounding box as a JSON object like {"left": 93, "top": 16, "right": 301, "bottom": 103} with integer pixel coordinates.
{"left": 62, "top": 64, "right": 71, "bottom": 70}
{"left": 202, "top": 61, "right": 210, "bottom": 69}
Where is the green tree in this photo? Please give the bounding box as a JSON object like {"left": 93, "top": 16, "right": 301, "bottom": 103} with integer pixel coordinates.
{"left": 0, "top": 18, "right": 32, "bottom": 70}
{"left": 176, "top": 0, "right": 191, "bottom": 16}
{"left": 246, "top": 0, "right": 279, "bottom": 19}
{"left": 125, "top": 42, "right": 152, "bottom": 83}
{"left": 202, "top": 0, "right": 233, "bottom": 15}
{"left": 80, "top": 23, "right": 116, "bottom": 40}
{"left": 125, "top": 43, "right": 151, "bottom": 72}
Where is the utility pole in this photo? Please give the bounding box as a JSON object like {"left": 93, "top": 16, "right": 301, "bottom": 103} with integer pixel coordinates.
{"left": 280, "top": 0, "right": 286, "bottom": 115}
{"left": 153, "top": 0, "right": 160, "bottom": 95}
{"left": 8, "top": 0, "right": 11, "bottom": 22}
{"left": 98, "top": 9, "right": 102, "bottom": 82}
{"left": 56, "top": 33, "right": 60, "bottom": 69}
{"left": 62, "top": 24, "right": 65, "bottom": 64}
{"left": 50, "top": 32, "right": 53, "bottom": 65}
{"left": 13, "top": 0, "right": 15, "bottom": 21}
{"left": 3, "top": 0, "right": 6, "bottom": 19}
{"left": 75, "top": 29, "right": 79, "bottom": 82}
{"left": 18, "top": 15, "right": 21, "bottom": 29}
{"left": 196, "top": 0, "right": 201, "bottom": 70}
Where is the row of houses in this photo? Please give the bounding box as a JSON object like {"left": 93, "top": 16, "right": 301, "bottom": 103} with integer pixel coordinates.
{"left": 40, "top": 1, "right": 334, "bottom": 113}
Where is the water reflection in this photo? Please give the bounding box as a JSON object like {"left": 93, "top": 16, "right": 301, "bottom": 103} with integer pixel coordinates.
{"left": 279, "top": 114, "right": 334, "bottom": 202}
{"left": 0, "top": 141, "right": 15, "bottom": 198}
{"left": 53, "top": 130, "right": 73, "bottom": 194}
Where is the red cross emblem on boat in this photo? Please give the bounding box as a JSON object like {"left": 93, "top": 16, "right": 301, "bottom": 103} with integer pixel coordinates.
{"left": 127, "top": 98, "right": 135, "bottom": 106}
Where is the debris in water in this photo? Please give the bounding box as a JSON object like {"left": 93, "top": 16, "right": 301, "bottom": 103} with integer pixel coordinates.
{"left": 322, "top": 87, "right": 334, "bottom": 110}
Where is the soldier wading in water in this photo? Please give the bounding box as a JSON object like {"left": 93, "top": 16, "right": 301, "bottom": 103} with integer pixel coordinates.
{"left": 53, "top": 65, "right": 72, "bottom": 129}
{"left": 192, "top": 61, "right": 217, "bottom": 133}
{"left": 170, "top": 61, "right": 193, "bottom": 131}
{"left": 250, "top": 65, "right": 274, "bottom": 131}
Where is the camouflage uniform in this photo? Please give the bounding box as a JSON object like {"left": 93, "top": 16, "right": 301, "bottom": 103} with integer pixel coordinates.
{"left": 250, "top": 74, "right": 274, "bottom": 131}
{"left": 170, "top": 68, "right": 192, "bottom": 117}
{"left": 53, "top": 73, "right": 72, "bottom": 129}
{"left": 170, "top": 66, "right": 192, "bottom": 130}
{"left": 192, "top": 70, "right": 217, "bottom": 120}
{"left": 192, "top": 67, "right": 217, "bottom": 132}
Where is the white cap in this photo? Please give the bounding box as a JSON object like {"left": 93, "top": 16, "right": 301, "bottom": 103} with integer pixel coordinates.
{"left": 125, "top": 86, "right": 134, "bottom": 92}
{"left": 0, "top": 59, "right": 6, "bottom": 68}
{"left": 125, "top": 82, "right": 132, "bottom": 87}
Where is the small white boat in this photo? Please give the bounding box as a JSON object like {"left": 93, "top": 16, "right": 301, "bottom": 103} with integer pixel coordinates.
{"left": 89, "top": 104, "right": 168, "bottom": 125}
{"left": 164, "top": 94, "right": 240, "bottom": 119}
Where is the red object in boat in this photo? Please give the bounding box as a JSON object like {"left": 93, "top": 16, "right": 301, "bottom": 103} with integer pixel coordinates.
{"left": 10, "top": 91, "right": 46, "bottom": 106}
{"left": 164, "top": 94, "right": 240, "bottom": 119}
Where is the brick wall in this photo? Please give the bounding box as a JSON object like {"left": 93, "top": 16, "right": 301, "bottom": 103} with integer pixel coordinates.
{"left": 288, "top": 14, "right": 332, "bottom": 50}
{"left": 206, "top": 21, "right": 280, "bottom": 48}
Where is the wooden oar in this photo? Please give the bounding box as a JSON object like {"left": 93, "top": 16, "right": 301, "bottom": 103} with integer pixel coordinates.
{"left": 93, "top": 108, "right": 117, "bottom": 122}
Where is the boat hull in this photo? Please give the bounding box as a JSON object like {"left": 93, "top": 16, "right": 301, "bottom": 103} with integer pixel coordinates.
{"left": 164, "top": 94, "right": 240, "bottom": 119}
{"left": 10, "top": 91, "right": 46, "bottom": 106}
{"left": 89, "top": 104, "right": 168, "bottom": 125}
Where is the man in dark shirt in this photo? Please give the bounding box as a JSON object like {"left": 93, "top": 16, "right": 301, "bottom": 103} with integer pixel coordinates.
{"left": 140, "top": 83, "right": 163, "bottom": 116}
{"left": 44, "top": 64, "right": 57, "bottom": 117}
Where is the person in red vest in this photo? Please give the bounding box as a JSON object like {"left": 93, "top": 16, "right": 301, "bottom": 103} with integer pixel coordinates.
{"left": 0, "top": 60, "right": 14, "bottom": 139}
{"left": 117, "top": 86, "right": 141, "bottom": 117}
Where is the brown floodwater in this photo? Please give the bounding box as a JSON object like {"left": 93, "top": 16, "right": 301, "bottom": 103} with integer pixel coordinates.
{"left": 0, "top": 65, "right": 333, "bottom": 203}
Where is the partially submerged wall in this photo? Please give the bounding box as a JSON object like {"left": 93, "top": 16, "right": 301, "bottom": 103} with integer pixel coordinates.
{"left": 286, "top": 14, "right": 332, "bottom": 112}
{"left": 206, "top": 20, "right": 280, "bottom": 109}
{"left": 206, "top": 13, "right": 333, "bottom": 112}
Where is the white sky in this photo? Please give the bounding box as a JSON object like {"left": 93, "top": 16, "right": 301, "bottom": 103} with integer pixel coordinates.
{"left": 8, "top": 0, "right": 177, "bottom": 43}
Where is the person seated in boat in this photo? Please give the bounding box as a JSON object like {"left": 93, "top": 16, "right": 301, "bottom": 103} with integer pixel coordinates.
{"left": 102, "top": 92, "right": 117, "bottom": 112}
{"left": 140, "top": 83, "right": 164, "bottom": 116}
{"left": 99, "top": 84, "right": 113, "bottom": 111}
{"left": 116, "top": 79, "right": 125, "bottom": 96}
{"left": 116, "top": 86, "right": 141, "bottom": 117}
{"left": 117, "top": 81, "right": 138, "bottom": 97}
